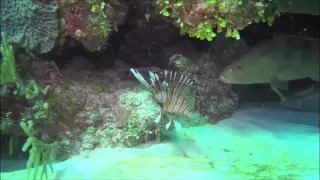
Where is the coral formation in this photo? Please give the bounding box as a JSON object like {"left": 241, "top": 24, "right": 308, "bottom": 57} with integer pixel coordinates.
{"left": 0, "top": 32, "right": 58, "bottom": 166}
{"left": 41, "top": 59, "right": 158, "bottom": 157}
{"left": 0, "top": 32, "right": 20, "bottom": 85}
{"left": 20, "top": 121, "right": 56, "bottom": 180}
{"left": 156, "top": 0, "right": 279, "bottom": 41}
{"left": 61, "top": 0, "right": 127, "bottom": 51}
{"left": 63, "top": 2, "right": 111, "bottom": 51}
{"left": 0, "top": 0, "right": 58, "bottom": 53}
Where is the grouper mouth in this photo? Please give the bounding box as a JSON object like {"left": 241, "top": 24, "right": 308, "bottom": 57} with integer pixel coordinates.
{"left": 219, "top": 75, "right": 234, "bottom": 83}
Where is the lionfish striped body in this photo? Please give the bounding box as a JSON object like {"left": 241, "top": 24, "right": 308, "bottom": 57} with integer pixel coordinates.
{"left": 130, "top": 68, "right": 194, "bottom": 131}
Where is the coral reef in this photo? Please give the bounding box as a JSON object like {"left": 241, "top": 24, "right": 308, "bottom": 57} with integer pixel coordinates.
{"left": 0, "top": 2, "right": 318, "bottom": 180}
{"left": 35, "top": 56, "right": 212, "bottom": 158}
{"left": 45, "top": 58, "right": 159, "bottom": 158}
{"left": 156, "top": 0, "right": 279, "bottom": 41}
{"left": 0, "top": 0, "right": 58, "bottom": 53}
{"left": 61, "top": 0, "right": 127, "bottom": 51}
{"left": 0, "top": 33, "right": 20, "bottom": 85}
{"left": 1, "top": 0, "right": 318, "bottom": 175}
{"left": 0, "top": 40, "right": 238, "bottom": 160}
{"left": 20, "top": 121, "right": 56, "bottom": 180}
{"left": 0, "top": 32, "right": 59, "bottom": 161}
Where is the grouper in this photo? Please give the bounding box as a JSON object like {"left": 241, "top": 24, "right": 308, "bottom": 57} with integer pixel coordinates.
{"left": 219, "top": 35, "right": 319, "bottom": 101}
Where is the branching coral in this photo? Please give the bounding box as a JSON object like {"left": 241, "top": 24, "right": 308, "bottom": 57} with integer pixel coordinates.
{"left": 1, "top": 32, "right": 52, "bottom": 130}
{"left": 0, "top": 32, "right": 20, "bottom": 85}
{"left": 20, "top": 121, "right": 56, "bottom": 180}
{"left": 156, "top": 0, "right": 279, "bottom": 41}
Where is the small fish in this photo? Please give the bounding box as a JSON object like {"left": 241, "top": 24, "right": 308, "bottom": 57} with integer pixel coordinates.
{"left": 145, "top": 14, "right": 150, "bottom": 21}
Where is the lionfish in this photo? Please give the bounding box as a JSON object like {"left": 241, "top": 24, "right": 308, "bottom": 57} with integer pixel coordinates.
{"left": 130, "top": 68, "right": 194, "bottom": 131}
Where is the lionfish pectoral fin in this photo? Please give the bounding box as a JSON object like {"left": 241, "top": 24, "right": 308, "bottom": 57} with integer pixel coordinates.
{"left": 130, "top": 68, "right": 150, "bottom": 88}
{"left": 162, "top": 81, "right": 168, "bottom": 87}
{"left": 130, "top": 68, "right": 144, "bottom": 83}
{"left": 149, "top": 71, "right": 159, "bottom": 84}
{"left": 173, "top": 120, "right": 182, "bottom": 131}
{"left": 155, "top": 114, "right": 161, "bottom": 124}
{"left": 165, "top": 120, "right": 172, "bottom": 130}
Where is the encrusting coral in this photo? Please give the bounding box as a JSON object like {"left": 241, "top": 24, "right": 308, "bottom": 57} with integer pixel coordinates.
{"left": 156, "top": 0, "right": 279, "bottom": 41}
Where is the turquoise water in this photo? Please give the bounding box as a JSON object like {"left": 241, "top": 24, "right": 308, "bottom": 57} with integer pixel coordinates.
{"left": 1, "top": 0, "right": 319, "bottom": 180}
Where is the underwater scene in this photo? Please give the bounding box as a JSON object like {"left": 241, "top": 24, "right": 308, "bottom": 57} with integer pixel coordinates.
{"left": 0, "top": 0, "right": 319, "bottom": 179}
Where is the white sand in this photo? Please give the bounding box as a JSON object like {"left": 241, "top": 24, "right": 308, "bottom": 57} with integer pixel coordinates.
{"left": 1, "top": 107, "right": 319, "bottom": 180}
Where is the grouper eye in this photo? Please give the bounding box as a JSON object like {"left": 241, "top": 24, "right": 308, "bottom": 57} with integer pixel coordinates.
{"left": 237, "top": 65, "right": 242, "bottom": 69}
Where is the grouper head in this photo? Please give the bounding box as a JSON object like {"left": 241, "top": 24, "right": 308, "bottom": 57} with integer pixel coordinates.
{"left": 219, "top": 48, "right": 279, "bottom": 84}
